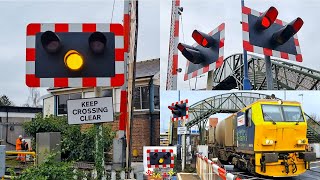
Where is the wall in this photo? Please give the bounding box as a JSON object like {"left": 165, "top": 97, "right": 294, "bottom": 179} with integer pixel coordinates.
{"left": 81, "top": 111, "right": 160, "bottom": 161}
{"left": 0, "top": 117, "right": 33, "bottom": 150}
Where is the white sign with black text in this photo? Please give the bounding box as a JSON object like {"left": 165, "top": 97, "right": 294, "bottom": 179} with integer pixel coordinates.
{"left": 177, "top": 127, "right": 188, "bottom": 135}
{"left": 67, "top": 97, "right": 113, "bottom": 124}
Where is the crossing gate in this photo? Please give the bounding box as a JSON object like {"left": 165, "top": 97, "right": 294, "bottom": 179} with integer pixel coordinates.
{"left": 196, "top": 153, "right": 241, "bottom": 180}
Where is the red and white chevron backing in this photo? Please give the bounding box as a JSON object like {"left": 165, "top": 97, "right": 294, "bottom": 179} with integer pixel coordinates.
{"left": 169, "top": 99, "right": 188, "bottom": 121}
{"left": 242, "top": 6, "right": 303, "bottom": 62}
{"left": 26, "top": 23, "right": 125, "bottom": 87}
{"left": 146, "top": 149, "right": 174, "bottom": 169}
{"left": 184, "top": 23, "right": 225, "bottom": 81}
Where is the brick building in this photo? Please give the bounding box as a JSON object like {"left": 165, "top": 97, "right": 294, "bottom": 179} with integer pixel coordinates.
{"left": 42, "top": 58, "right": 160, "bottom": 160}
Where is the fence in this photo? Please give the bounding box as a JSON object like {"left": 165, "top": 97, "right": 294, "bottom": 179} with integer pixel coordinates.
{"left": 196, "top": 153, "right": 241, "bottom": 180}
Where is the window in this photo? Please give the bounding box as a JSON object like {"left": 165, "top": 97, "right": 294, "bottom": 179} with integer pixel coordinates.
{"left": 133, "top": 87, "right": 142, "bottom": 109}
{"left": 261, "top": 104, "right": 304, "bottom": 122}
{"left": 283, "top": 106, "right": 303, "bottom": 122}
{"left": 262, "top": 105, "right": 284, "bottom": 122}
{"left": 102, "top": 89, "right": 113, "bottom": 97}
{"left": 57, "top": 93, "right": 81, "bottom": 115}
{"left": 154, "top": 86, "right": 160, "bottom": 109}
{"left": 245, "top": 108, "right": 252, "bottom": 127}
{"left": 141, "top": 87, "right": 149, "bottom": 109}
{"left": 133, "top": 85, "right": 160, "bottom": 110}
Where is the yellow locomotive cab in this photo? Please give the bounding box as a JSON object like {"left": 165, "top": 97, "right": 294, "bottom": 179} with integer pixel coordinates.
{"left": 213, "top": 99, "right": 317, "bottom": 178}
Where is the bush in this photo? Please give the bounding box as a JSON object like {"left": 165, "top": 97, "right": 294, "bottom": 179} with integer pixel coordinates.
{"left": 9, "top": 153, "right": 85, "bottom": 180}
{"left": 23, "top": 114, "right": 115, "bottom": 162}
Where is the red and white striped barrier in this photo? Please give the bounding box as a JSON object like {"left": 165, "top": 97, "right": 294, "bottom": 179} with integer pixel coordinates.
{"left": 196, "top": 153, "right": 241, "bottom": 180}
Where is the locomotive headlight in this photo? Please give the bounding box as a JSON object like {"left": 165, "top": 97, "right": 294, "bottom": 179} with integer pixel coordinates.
{"left": 297, "top": 139, "right": 307, "bottom": 145}
{"left": 263, "top": 139, "right": 274, "bottom": 145}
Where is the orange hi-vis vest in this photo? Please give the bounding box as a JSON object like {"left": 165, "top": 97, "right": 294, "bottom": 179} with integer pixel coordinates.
{"left": 16, "top": 138, "right": 22, "bottom": 150}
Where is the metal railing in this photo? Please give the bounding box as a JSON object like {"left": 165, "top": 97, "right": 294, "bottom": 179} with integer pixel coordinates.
{"left": 196, "top": 153, "right": 241, "bottom": 180}
{"left": 212, "top": 53, "right": 320, "bottom": 90}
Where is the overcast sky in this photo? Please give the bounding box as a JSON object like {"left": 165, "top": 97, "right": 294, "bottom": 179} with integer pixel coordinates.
{"left": 160, "top": 0, "right": 320, "bottom": 90}
{"left": 0, "top": 0, "right": 159, "bottom": 106}
{"left": 160, "top": 90, "right": 320, "bottom": 133}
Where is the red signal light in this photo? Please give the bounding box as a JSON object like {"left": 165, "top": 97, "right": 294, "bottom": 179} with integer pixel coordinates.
{"left": 258, "top": 6, "right": 278, "bottom": 30}
{"left": 177, "top": 43, "right": 185, "bottom": 52}
{"left": 261, "top": 17, "right": 271, "bottom": 28}
{"left": 293, "top": 17, "right": 304, "bottom": 33}
{"left": 192, "top": 30, "right": 214, "bottom": 48}
{"left": 202, "top": 38, "right": 209, "bottom": 47}
{"left": 272, "top": 17, "right": 304, "bottom": 45}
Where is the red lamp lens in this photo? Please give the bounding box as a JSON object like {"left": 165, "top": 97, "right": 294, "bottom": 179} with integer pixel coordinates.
{"left": 261, "top": 17, "right": 271, "bottom": 28}
{"left": 202, "top": 39, "right": 209, "bottom": 47}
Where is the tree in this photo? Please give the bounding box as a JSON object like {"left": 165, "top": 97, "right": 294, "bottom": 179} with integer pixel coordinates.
{"left": 24, "top": 88, "right": 41, "bottom": 107}
{"left": 0, "top": 95, "right": 14, "bottom": 106}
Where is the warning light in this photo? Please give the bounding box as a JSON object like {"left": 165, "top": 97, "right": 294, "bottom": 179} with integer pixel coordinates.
{"left": 41, "top": 31, "right": 61, "bottom": 53}
{"left": 168, "top": 101, "right": 188, "bottom": 119}
{"left": 192, "top": 30, "right": 214, "bottom": 48}
{"left": 257, "top": 6, "right": 278, "bottom": 30}
{"left": 64, "top": 50, "right": 84, "bottom": 71}
{"left": 164, "top": 152, "right": 171, "bottom": 159}
{"left": 89, "top": 32, "right": 107, "bottom": 54}
{"left": 159, "top": 158, "right": 164, "bottom": 164}
{"left": 177, "top": 43, "right": 202, "bottom": 64}
{"left": 261, "top": 17, "right": 271, "bottom": 28}
{"left": 152, "top": 153, "right": 158, "bottom": 159}
{"left": 202, "top": 38, "right": 209, "bottom": 47}
{"left": 272, "top": 17, "right": 304, "bottom": 45}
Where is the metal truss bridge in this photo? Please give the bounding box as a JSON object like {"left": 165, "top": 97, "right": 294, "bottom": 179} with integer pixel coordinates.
{"left": 186, "top": 92, "right": 320, "bottom": 144}
{"left": 212, "top": 53, "right": 320, "bottom": 90}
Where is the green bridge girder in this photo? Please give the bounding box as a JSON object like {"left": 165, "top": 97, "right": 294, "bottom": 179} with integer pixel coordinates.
{"left": 186, "top": 92, "right": 320, "bottom": 144}
{"left": 212, "top": 53, "right": 320, "bottom": 90}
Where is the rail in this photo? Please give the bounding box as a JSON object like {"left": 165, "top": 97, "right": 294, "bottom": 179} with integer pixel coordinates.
{"left": 196, "top": 153, "right": 241, "bottom": 180}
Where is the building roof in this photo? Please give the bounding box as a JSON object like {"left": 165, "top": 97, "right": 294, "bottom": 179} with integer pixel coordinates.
{"left": 0, "top": 106, "right": 42, "bottom": 113}
{"left": 136, "top": 58, "right": 160, "bottom": 78}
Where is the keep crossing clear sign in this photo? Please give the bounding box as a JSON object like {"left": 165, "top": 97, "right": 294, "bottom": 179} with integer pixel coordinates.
{"left": 67, "top": 97, "right": 114, "bottom": 124}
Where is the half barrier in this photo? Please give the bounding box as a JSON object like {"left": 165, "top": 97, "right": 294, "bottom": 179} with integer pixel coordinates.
{"left": 196, "top": 153, "right": 241, "bottom": 180}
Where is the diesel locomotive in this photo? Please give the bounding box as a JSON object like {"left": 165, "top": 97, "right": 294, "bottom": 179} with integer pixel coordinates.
{"left": 212, "top": 99, "right": 316, "bottom": 177}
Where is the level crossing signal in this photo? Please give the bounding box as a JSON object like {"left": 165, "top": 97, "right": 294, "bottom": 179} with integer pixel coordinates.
{"left": 149, "top": 152, "right": 172, "bottom": 166}
{"left": 168, "top": 99, "right": 189, "bottom": 121}
{"left": 179, "top": 23, "right": 225, "bottom": 81}
{"left": 242, "top": 6, "right": 304, "bottom": 62}
{"left": 26, "top": 23, "right": 125, "bottom": 87}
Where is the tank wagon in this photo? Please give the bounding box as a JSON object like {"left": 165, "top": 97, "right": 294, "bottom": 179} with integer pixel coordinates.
{"left": 212, "top": 99, "right": 316, "bottom": 177}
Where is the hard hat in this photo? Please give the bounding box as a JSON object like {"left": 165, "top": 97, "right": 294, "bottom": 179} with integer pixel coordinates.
{"left": 19, "top": 135, "right": 22, "bottom": 138}
{"left": 22, "top": 139, "right": 25, "bottom": 142}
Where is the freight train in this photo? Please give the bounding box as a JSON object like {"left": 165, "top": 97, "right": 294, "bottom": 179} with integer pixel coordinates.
{"left": 212, "top": 99, "right": 316, "bottom": 177}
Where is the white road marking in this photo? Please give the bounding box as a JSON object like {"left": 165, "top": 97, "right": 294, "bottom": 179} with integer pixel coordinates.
{"left": 310, "top": 166, "right": 320, "bottom": 169}
{"left": 310, "top": 161, "right": 320, "bottom": 164}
